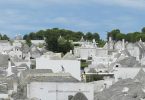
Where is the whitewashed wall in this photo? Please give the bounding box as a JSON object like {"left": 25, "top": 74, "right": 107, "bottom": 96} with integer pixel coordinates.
{"left": 114, "top": 41, "right": 122, "bottom": 50}
{"left": 141, "top": 57, "right": 145, "bottom": 65}
{"left": 31, "top": 40, "right": 45, "bottom": 45}
{"left": 0, "top": 94, "right": 8, "bottom": 99}
{"left": 74, "top": 47, "right": 108, "bottom": 60}
{"left": 126, "top": 44, "right": 140, "bottom": 61}
{"left": 73, "top": 47, "right": 80, "bottom": 57}
{"left": 92, "top": 57, "right": 109, "bottom": 67}
{"left": 79, "top": 48, "right": 96, "bottom": 60}
{"left": 36, "top": 58, "right": 81, "bottom": 80}
{"left": 0, "top": 43, "right": 13, "bottom": 53}
{"left": 9, "top": 49, "right": 22, "bottom": 59}
{"left": 27, "top": 82, "right": 94, "bottom": 100}
{"left": 13, "top": 40, "right": 45, "bottom": 46}
{"left": 13, "top": 41, "right": 22, "bottom": 47}
{"left": 95, "top": 49, "right": 108, "bottom": 57}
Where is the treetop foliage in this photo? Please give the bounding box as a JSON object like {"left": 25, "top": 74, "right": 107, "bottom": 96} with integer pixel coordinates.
{"left": 23, "top": 28, "right": 105, "bottom": 54}
{"left": 23, "top": 28, "right": 101, "bottom": 42}
{"left": 0, "top": 34, "right": 9, "bottom": 40}
{"left": 22, "top": 27, "right": 145, "bottom": 53}
{"left": 107, "top": 27, "right": 145, "bottom": 42}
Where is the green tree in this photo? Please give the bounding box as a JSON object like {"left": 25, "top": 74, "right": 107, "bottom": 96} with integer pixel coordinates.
{"left": 29, "top": 32, "right": 36, "bottom": 40}
{"left": 97, "top": 39, "right": 106, "bottom": 47}
{"left": 141, "top": 27, "right": 145, "bottom": 33}
{"left": 141, "top": 34, "right": 145, "bottom": 42}
{"left": 45, "top": 36, "right": 58, "bottom": 52}
{"left": 36, "top": 30, "right": 45, "bottom": 40}
{"left": 23, "top": 34, "right": 28, "bottom": 40}
{"left": 0, "top": 34, "right": 2, "bottom": 40}
{"left": 57, "top": 36, "right": 74, "bottom": 54}
{"left": 23, "top": 28, "right": 105, "bottom": 52}
{"left": 126, "top": 32, "right": 141, "bottom": 42}
{"left": 2, "top": 34, "right": 9, "bottom": 40}
{"left": 25, "top": 37, "right": 32, "bottom": 47}
{"left": 107, "top": 29, "right": 120, "bottom": 41}
{"left": 85, "top": 32, "right": 93, "bottom": 40}
{"left": 116, "top": 33, "right": 126, "bottom": 41}
{"left": 93, "top": 33, "right": 100, "bottom": 41}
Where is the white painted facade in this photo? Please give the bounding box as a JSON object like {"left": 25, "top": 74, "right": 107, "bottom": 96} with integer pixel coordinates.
{"left": 31, "top": 40, "right": 45, "bottom": 45}
{"left": 79, "top": 48, "right": 96, "bottom": 60}
{"left": 114, "top": 41, "right": 122, "bottom": 50}
{"left": 0, "top": 41, "right": 13, "bottom": 53}
{"left": 0, "top": 94, "right": 8, "bottom": 99}
{"left": 27, "top": 82, "right": 94, "bottom": 100}
{"left": 73, "top": 39, "right": 98, "bottom": 60}
{"left": 9, "top": 47, "right": 22, "bottom": 59}
{"left": 13, "top": 40, "right": 25, "bottom": 44}
{"left": 91, "top": 57, "right": 109, "bottom": 68}
{"left": 13, "top": 40, "right": 45, "bottom": 46}
{"left": 95, "top": 49, "right": 108, "bottom": 57}
{"left": 36, "top": 58, "right": 81, "bottom": 80}
{"left": 13, "top": 40, "right": 22, "bottom": 47}
{"left": 74, "top": 47, "right": 108, "bottom": 60}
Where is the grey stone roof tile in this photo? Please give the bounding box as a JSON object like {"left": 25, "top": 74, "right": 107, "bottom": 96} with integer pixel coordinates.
{"left": 20, "top": 69, "right": 79, "bottom": 84}
{"left": 62, "top": 52, "right": 76, "bottom": 60}
{"left": 95, "top": 78, "right": 145, "bottom": 100}
{"left": 0, "top": 54, "right": 9, "bottom": 68}
{"left": 71, "top": 92, "right": 88, "bottom": 100}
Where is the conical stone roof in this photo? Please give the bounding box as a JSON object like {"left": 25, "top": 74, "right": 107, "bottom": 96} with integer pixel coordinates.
{"left": 71, "top": 92, "right": 88, "bottom": 100}
{"left": 134, "top": 68, "right": 145, "bottom": 83}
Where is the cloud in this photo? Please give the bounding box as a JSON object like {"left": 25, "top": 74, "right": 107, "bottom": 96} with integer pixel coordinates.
{"left": 48, "top": 17, "right": 95, "bottom": 27}
{"left": 9, "top": 0, "right": 145, "bottom": 10}
{"left": 92, "top": 0, "right": 145, "bottom": 9}
{"left": 0, "top": 0, "right": 144, "bottom": 39}
{"left": 0, "top": 0, "right": 145, "bottom": 10}
{"left": 0, "top": 0, "right": 85, "bottom": 8}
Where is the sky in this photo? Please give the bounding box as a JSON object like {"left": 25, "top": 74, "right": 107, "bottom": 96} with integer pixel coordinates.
{"left": 0, "top": 0, "right": 145, "bottom": 39}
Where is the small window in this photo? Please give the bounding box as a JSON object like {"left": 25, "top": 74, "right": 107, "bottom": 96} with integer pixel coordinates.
{"left": 116, "top": 65, "right": 119, "bottom": 67}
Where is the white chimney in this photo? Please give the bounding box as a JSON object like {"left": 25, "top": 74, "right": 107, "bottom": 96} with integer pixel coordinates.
{"left": 8, "top": 59, "right": 11, "bottom": 68}
{"left": 109, "top": 37, "right": 112, "bottom": 42}
{"left": 139, "top": 38, "right": 142, "bottom": 42}
{"left": 70, "top": 50, "right": 73, "bottom": 54}
{"left": 6, "top": 58, "right": 13, "bottom": 77}
{"left": 92, "top": 39, "right": 97, "bottom": 47}
{"left": 122, "top": 39, "right": 125, "bottom": 50}
{"left": 92, "top": 39, "right": 96, "bottom": 43}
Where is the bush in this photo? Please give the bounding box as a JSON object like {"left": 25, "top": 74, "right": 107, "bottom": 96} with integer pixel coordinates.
{"left": 86, "top": 74, "right": 103, "bottom": 82}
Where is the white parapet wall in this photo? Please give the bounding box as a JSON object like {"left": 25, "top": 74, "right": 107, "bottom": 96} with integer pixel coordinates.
{"left": 36, "top": 58, "right": 81, "bottom": 80}
{"left": 0, "top": 94, "right": 8, "bottom": 99}
{"left": 27, "top": 82, "right": 94, "bottom": 100}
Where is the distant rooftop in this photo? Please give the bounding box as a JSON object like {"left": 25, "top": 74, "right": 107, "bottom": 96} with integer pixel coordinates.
{"left": 20, "top": 69, "right": 80, "bottom": 84}
{"left": 134, "top": 68, "right": 145, "bottom": 82}
{"left": 71, "top": 92, "right": 88, "bottom": 100}
{"left": 0, "top": 40, "right": 9, "bottom": 43}
{"left": 62, "top": 52, "right": 76, "bottom": 60}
